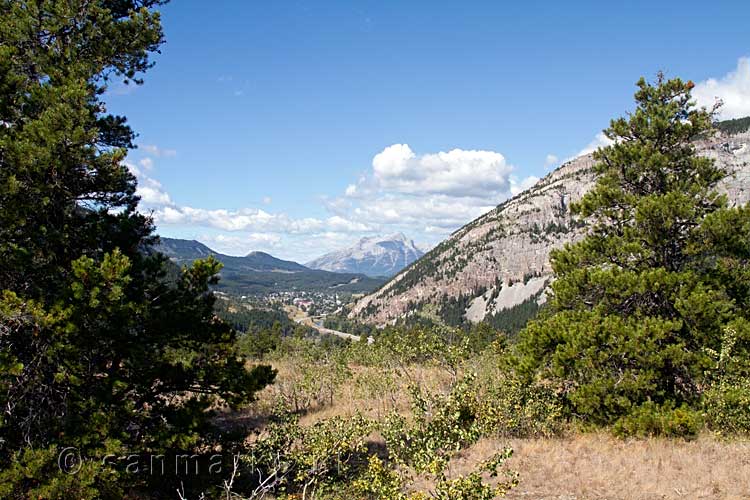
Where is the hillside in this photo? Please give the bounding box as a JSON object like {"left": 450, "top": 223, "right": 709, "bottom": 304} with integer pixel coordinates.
{"left": 350, "top": 125, "right": 750, "bottom": 325}
{"left": 155, "top": 237, "right": 385, "bottom": 295}
{"left": 306, "top": 233, "right": 424, "bottom": 277}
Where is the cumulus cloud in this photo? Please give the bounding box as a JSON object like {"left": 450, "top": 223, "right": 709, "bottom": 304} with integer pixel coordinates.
{"left": 325, "top": 144, "right": 538, "bottom": 244}
{"left": 348, "top": 194, "right": 495, "bottom": 229}
{"left": 126, "top": 157, "right": 371, "bottom": 243}
{"left": 371, "top": 144, "right": 514, "bottom": 198}
{"left": 151, "top": 205, "right": 371, "bottom": 234}
{"left": 144, "top": 141, "right": 534, "bottom": 260}
{"left": 137, "top": 182, "right": 172, "bottom": 205}
{"left": 693, "top": 57, "right": 750, "bottom": 120}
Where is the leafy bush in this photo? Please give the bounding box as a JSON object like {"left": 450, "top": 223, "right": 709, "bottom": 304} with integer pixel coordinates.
{"left": 361, "top": 375, "right": 518, "bottom": 499}
{"left": 703, "top": 379, "right": 750, "bottom": 435}
{"left": 612, "top": 402, "right": 703, "bottom": 439}
{"left": 243, "top": 412, "right": 374, "bottom": 499}
{"left": 701, "top": 325, "right": 750, "bottom": 435}
{"left": 479, "top": 376, "right": 563, "bottom": 438}
{"left": 214, "top": 377, "right": 519, "bottom": 499}
{"left": 469, "top": 346, "right": 563, "bottom": 438}
{"left": 703, "top": 326, "right": 750, "bottom": 434}
{"left": 355, "top": 451, "right": 517, "bottom": 500}
{"left": 269, "top": 338, "right": 351, "bottom": 413}
{"left": 381, "top": 376, "right": 486, "bottom": 473}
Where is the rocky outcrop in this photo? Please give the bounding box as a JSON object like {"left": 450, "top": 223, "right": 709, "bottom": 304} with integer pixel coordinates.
{"left": 350, "top": 129, "right": 750, "bottom": 325}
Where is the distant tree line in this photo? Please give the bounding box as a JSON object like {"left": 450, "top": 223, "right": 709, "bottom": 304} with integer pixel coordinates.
{"left": 715, "top": 115, "right": 750, "bottom": 135}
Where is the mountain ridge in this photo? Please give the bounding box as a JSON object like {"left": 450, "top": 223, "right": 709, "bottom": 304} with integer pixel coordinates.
{"left": 155, "top": 237, "right": 385, "bottom": 294}
{"left": 349, "top": 124, "right": 750, "bottom": 325}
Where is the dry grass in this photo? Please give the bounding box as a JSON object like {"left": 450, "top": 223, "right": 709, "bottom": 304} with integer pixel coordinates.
{"left": 248, "top": 359, "right": 455, "bottom": 424}
{"left": 448, "top": 433, "right": 750, "bottom": 500}
{"left": 229, "top": 361, "right": 750, "bottom": 499}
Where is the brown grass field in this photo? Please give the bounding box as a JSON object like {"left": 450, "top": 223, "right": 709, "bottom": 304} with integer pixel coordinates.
{"left": 463, "top": 434, "right": 750, "bottom": 500}
{"left": 231, "top": 359, "right": 750, "bottom": 500}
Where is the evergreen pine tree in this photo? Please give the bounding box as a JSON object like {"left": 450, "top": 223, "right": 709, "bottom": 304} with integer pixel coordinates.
{"left": 0, "top": 2, "right": 274, "bottom": 497}
{"left": 515, "top": 74, "right": 750, "bottom": 426}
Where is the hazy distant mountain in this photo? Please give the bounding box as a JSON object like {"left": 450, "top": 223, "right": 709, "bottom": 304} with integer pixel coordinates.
{"left": 306, "top": 233, "right": 425, "bottom": 277}
{"left": 154, "top": 237, "right": 385, "bottom": 294}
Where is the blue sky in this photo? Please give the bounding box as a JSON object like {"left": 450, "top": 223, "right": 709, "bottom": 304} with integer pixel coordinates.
{"left": 109, "top": 0, "right": 750, "bottom": 262}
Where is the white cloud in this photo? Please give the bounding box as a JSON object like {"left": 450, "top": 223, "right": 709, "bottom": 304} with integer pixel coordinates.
{"left": 349, "top": 194, "right": 494, "bottom": 229}
{"left": 140, "top": 144, "right": 177, "bottom": 158}
{"left": 127, "top": 156, "right": 375, "bottom": 242}
{"left": 125, "top": 161, "right": 172, "bottom": 206}
{"left": 693, "top": 57, "right": 750, "bottom": 120}
{"left": 576, "top": 132, "right": 614, "bottom": 158}
{"left": 544, "top": 154, "right": 558, "bottom": 167}
{"left": 323, "top": 144, "right": 538, "bottom": 243}
{"left": 137, "top": 184, "right": 172, "bottom": 205}
{"left": 151, "top": 205, "right": 372, "bottom": 235}
{"left": 325, "top": 215, "right": 372, "bottom": 232}
{"left": 371, "top": 144, "right": 513, "bottom": 198}
{"left": 127, "top": 143, "right": 539, "bottom": 260}
{"left": 510, "top": 175, "right": 539, "bottom": 196}
{"left": 262, "top": 196, "right": 272, "bottom": 205}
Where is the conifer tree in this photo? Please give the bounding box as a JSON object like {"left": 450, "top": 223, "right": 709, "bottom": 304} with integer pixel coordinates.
{"left": 0, "top": 2, "right": 274, "bottom": 497}
{"left": 516, "top": 74, "right": 750, "bottom": 426}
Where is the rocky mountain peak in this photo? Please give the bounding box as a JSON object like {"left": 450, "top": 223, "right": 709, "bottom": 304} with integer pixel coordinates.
{"left": 306, "top": 233, "right": 425, "bottom": 277}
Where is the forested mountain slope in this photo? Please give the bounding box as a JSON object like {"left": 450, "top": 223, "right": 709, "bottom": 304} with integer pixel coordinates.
{"left": 156, "top": 237, "right": 385, "bottom": 294}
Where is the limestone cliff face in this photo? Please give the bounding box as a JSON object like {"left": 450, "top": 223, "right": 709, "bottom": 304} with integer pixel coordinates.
{"left": 350, "top": 129, "right": 750, "bottom": 325}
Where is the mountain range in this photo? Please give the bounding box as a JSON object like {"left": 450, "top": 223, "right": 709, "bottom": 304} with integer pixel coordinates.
{"left": 305, "top": 233, "right": 424, "bottom": 277}
{"left": 349, "top": 118, "right": 750, "bottom": 326}
{"left": 154, "top": 238, "right": 385, "bottom": 295}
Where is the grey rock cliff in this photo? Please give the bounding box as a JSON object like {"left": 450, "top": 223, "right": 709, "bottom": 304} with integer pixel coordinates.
{"left": 350, "top": 129, "right": 750, "bottom": 325}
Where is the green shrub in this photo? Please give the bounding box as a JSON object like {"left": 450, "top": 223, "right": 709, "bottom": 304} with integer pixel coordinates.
{"left": 354, "top": 450, "right": 517, "bottom": 500}
{"left": 479, "top": 376, "right": 563, "bottom": 438}
{"left": 269, "top": 338, "right": 351, "bottom": 412}
{"left": 612, "top": 402, "right": 703, "bottom": 439}
{"left": 470, "top": 348, "right": 563, "bottom": 438}
{"left": 381, "top": 375, "right": 485, "bottom": 473}
{"left": 242, "top": 412, "right": 374, "bottom": 499}
{"left": 363, "top": 375, "right": 518, "bottom": 499}
{"left": 703, "top": 379, "right": 750, "bottom": 435}
{"left": 701, "top": 325, "right": 750, "bottom": 436}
